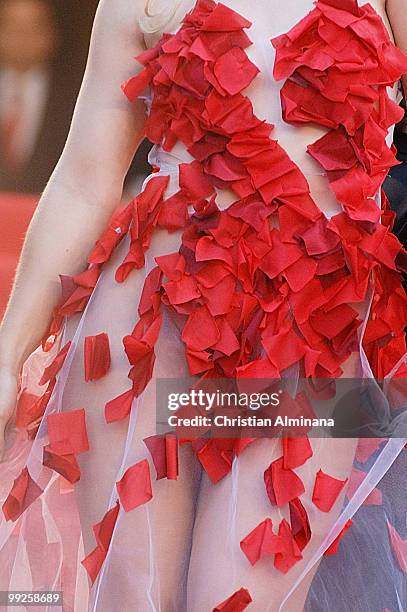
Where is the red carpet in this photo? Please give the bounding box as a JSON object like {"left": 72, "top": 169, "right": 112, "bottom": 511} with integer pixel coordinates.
{"left": 0, "top": 193, "right": 38, "bottom": 319}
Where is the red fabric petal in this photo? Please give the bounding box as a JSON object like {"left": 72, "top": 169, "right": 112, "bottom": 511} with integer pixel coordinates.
{"left": 312, "top": 469, "right": 347, "bottom": 512}
{"left": 116, "top": 459, "right": 153, "bottom": 512}
{"left": 2, "top": 467, "right": 43, "bottom": 522}
{"left": 105, "top": 389, "right": 135, "bottom": 424}
{"left": 82, "top": 502, "right": 121, "bottom": 584}
{"left": 47, "top": 409, "right": 90, "bottom": 455}
{"left": 84, "top": 333, "right": 111, "bottom": 381}
{"left": 197, "top": 440, "right": 233, "bottom": 483}
{"left": 346, "top": 468, "right": 383, "bottom": 506}
{"left": 144, "top": 434, "right": 179, "bottom": 480}
{"left": 289, "top": 497, "right": 311, "bottom": 551}
{"left": 387, "top": 521, "right": 407, "bottom": 574}
{"left": 93, "top": 501, "right": 120, "bottom": 552}
{"left": 43, "top": 446, "right": 81, "bottom": 484}
{"left": 324, "top": 519, "right": 353, "bottom": 556}
{"left": 81, "top": 545, "right": 106, "bottom": 585}
{"left": 283, "top": 436, "right": 313, "bottom": 469}
{"left": 240, "top": 518, "right": 282, "bottom": 565}
{"left": 274, "top": 518, "right": 303, "bottom": 573}
{"left": 39, "top": 341, "right": 72, "bottom": 386}
{"left": 264, "top": 457, "right": 305, "bottom": 507}
{"left": 212, "top": 588, "right": 252, "bottom": 612}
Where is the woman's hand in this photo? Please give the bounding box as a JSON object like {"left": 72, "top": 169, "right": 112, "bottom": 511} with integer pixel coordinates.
{"left": 0, "top": 367, "right": 18, "bottom": 461}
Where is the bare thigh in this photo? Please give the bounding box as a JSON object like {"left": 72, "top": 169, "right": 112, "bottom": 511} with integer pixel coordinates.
{"left": 60, "top": 232, "right": 201, "bottom": 611}
{"left": 187, "top": 437, "right": 358, "bottom": 612}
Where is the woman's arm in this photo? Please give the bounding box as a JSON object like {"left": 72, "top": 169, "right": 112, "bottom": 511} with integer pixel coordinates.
{"left": 386, "top": 0, "right": 407, "bottom": 93}
{"left": 0, "top": 0, "right": 147, "bottom": 372}
{"left": 0, "top": 0, "right": 148, "bottom": 455}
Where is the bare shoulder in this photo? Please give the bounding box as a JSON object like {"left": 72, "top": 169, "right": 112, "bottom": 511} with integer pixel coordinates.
{"left": 82, "top": 0, "right": 148, "bottom": 83}
{"left": 90, "top": 0, "right": 147, "bottom": 50}
{"left": 94, "top": 0, "right": 145, "bottom": 30}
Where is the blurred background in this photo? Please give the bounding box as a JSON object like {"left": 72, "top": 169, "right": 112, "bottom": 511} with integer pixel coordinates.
{"left": 0, "top": 0, "right": 150, "bottom": 317}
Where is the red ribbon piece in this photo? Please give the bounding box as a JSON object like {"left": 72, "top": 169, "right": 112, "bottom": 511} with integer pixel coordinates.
{"left": 2, "top": 467, "right": 43, "bottom": 522}
{"left": 144, "top": 434, "right": 179, "bottom": 480}
{"left": 84, "top": 333, "right": 111, "bottom": 382}
{"left": 240, "top": 518, "right": 282, "bottom": 565}
{"left": 312, "top": 469, "right": 348, "bottom": 512}
{"left": 213, "top": 588, "right": 253, "bottom": 612}
{"left": 116, "top": 459, "right": 153, "bottom": 512}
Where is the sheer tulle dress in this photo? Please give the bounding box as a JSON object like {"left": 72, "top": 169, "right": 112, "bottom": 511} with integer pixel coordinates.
{"left": 1, "top": 0, "right": 407, "bottom": 610}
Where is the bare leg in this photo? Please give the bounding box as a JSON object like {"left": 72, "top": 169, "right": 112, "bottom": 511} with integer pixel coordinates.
{"left": 187, "top": 437, "right": 357, "bottom": 611}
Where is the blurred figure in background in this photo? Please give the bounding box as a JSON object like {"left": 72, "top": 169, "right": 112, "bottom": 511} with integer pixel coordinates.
{"left": 0, "top": 0, "right": 76, "bottom": 193}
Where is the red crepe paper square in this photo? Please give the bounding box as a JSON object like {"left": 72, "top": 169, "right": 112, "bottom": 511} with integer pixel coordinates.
{"left": 264, "top": 457, "right": 305, "bottom": 507}
{"left": 47, "top": 409, "right": 89, "bottom": 455}
{"left": 2, "top": 467, "right": 43, "bottom": 522}
{"left": 84, "top": 333, "right": 111, "bottom": 382}
{"left": 105, "top": 389, "right": 135, "bottom": 424}
{"left": 324, "top": 519, "right": 353, "bottom": 556}
{"left": 212, "top": 588, "right": 252, "bottom": 612}
{"left": 289, "top": 498, "right": 311, "bottom": 551}
{"left": 274, "top": 518, "right": 303, "bottom": 573}
{"left": 312, "top": 469, "right": 347, "bottom": 512}
{"left": 144, "top": 434, "right": 179, "bottom": 480}
{"left": 116, "top": 459, "right": 153, "bottom": 512}
{"left": 387, "top": 521, "right": 407, "bottom": 574}
{"left": 240, "top": 518, "right": 281, "bottom": 565}
{"left": 283, "top": 437, "right": 313, "bottom": 469}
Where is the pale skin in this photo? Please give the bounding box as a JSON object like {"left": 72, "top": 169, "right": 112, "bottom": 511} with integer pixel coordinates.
{"left": 0, "top": 0, "right": 406, "bottom": 607}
